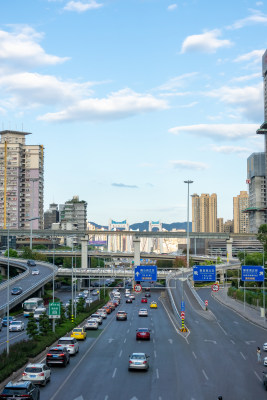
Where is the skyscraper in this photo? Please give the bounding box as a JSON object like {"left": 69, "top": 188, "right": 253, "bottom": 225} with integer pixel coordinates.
{"left": 192, "top": 193, "right": 217, "bottom": 233}
{"left": 0, "top": 130, "right": 44, "bottom": 229}
{"left": 233, "top": 191, "right": 249, "bottom": 233}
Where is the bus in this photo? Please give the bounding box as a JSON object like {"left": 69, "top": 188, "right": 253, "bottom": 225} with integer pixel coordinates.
{"left": 23, "top": 297, "right": 44, "bottom": 317}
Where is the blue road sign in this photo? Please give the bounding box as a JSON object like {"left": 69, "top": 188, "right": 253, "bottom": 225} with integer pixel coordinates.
{"left": 135, "top": 265, "right": 157, "bottom": 281}
{"left": 241, "top": 266, "right": 264, "bottom": 282}
{"left": 193, "top": 265, "right": 216, "bottom": 282}
{"left": 181, "top": 301, "right": 185, "bottom": 311}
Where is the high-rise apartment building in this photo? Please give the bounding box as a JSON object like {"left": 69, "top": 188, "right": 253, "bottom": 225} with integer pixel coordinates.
{"left": 217, "top": 218, "right": 224, "bottom": 233}
{"left": 192, "top": 193, "right": 217, "bottom": 233}
{"left": 0, "top": 130, "right": 44, "bottom": 229}
{"left": 233, "top": 191, "right": 249, "bottom": 233}
{"left": 44, "top": 203, "right": 59, "bottom": 229}
{"left": 245, "top": 153, "right": 266, "bottom": 233}
{"left": 60, "top": 196, "right": 87, "bottom": 230}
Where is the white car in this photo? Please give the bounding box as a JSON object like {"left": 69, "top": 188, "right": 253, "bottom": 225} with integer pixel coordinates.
{"left": 263, "top": 343, "right": 267, "bottom": 351}
{"left": 31, "top": 268, "right": 40, "bottom": 275}
{"left": 264, "top": 356, "right": 267, "bottom": 367}
{"left": 139, "top": 308, "right": 148, "bottom": 317}
{"left": 91, "top": 313, "right": 103, "bottom": 325}
{"left": 84, "top": 318, "right": 99, "bottom": 330}
{"left": 22, "top": 363, "right": 51, "bottom": 386}
{"left": 9, "top": 320, "right": 25, "bottom": 331}
{"left": 33, "top": 307, "right": 47, "bottom": 320}
{"left": 57, "top": 337, "right": 79, "bottom": 355}
{"left": 97, "top": 309, "right": 107, "bottom": 319}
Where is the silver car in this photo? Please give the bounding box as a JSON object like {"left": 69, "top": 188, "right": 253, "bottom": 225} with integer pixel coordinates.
{"left": 128, "top": 353, "right": 149, "bottom": 371}
{"left": 22, "top": 363, "right": 51, "bottom": 386}
{"left": 138, "top": 308, "right": 148, "bottom": 317}
{"left": 97, "top": 309, "right": 107, "bottom": 319}
{"left": 9, "top": 320, "right": 25, "bottom": 331}
{"left": 84, "top": 318, "right": 99, "bottom": 330}
{"left": 57, "top": 337, "right": 79, "bottom": 355}
{"left": 263, "top": 342, "right": 267, "bottom": 351}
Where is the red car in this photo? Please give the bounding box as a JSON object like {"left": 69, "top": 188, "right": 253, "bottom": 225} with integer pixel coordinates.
{"left": 136, "top": 328, "right": 150, "bottom": 340}
{"left": 141, "top": 297, "right": 147, "bottom": 303}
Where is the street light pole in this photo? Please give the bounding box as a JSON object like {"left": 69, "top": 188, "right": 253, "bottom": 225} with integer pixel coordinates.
{"left": 71, "top": 242, "right": 74, "bottom": 323}
{"left": 184, "top": 180, "right": 193, "bottom": 268}
{"left": 52, "top": 237, "right": 55, "bottom": 332}
{"left": 6, "top": 226, "right": 10, "bottom": 355}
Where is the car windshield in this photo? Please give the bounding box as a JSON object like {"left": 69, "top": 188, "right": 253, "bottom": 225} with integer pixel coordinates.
{"left": 73, "top": 329, "right": 82, "bottom": 332}
{"left": 58, "top": 339, "right": 73, "bottom": 344}
{"left": 2, "top": 388, "right": 28, "bottom": 395}
{"left": 11, "top": 321, "right": 20, "bottom": 325}
{"left": 25, "top": 367, "right": 42, "bottom": 373}
{"left": 138, "top": 329, "right": 148, "bottom": 332}
{"left": 50, "top": 349, "right": 63, "bottom": 353}
{"left": 131, "top": 354, "right": 145, "bottom": 360}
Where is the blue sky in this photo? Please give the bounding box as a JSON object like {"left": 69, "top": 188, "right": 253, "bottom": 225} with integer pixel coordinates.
{"left": 1, "top": 0, "right": 266, "bottom": 225}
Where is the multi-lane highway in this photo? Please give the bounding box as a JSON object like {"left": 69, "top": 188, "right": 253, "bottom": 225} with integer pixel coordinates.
{"left": 5, "top": 284, "right": 264, "bottom": 400}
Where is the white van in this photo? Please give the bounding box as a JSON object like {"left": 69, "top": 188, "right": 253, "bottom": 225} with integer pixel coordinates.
{"left": 33, "top": 306, "right": 47, "bottom": 320}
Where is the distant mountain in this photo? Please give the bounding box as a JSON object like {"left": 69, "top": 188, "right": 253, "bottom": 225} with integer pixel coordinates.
{"left": 89, "top": 221, "right": 192, "bottom": 232}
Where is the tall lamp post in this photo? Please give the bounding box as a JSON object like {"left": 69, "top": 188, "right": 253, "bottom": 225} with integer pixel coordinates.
{"left": 27, "top": 217, "right": 40, "bottom": 250}
{"left": 6, "top": 226, "right": 10, "bottom": 355}
{"left": 184, "top": 180, "right": 193, "bottom": 268}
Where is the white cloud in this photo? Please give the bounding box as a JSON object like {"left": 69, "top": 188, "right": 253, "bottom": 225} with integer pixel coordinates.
{"left": 210, "top": 145, "right": 251, "bottom": 154}
{"left": 181, "top": 29, "right": 233, "bottom": 54}
{"left": 64, "top": 0, "right": 103, "bottom": 12}
{"left": 234, "top": 49, "right": 264, "bottom": 63}
{"left": 170, "top": 160, "right": 209, "bottom": 170}
{"left": 228, "top": 11, "right": 267, "bottom": 29}
{"left": 169, "top": 124, "right": 258, "bottom": 140}
{"left": 0, "top": 26, "right": 69, "bottom": 69}
{"left": 0, "top": 72, "right": 95, "bottom": 108}
{"left": 156, "top": 73, "right": 198, "bottom": 92}
{"left": 167, "top": 4, "right": 177, "bottom": 11}
{"left": 231, "top": 73, "right": 261, "bottom": 82}
{"left": 206, "top": 83, "right": 263, "bottom": 121}
{"left": 38, "top": 88, "right": 168, "bottom": 122}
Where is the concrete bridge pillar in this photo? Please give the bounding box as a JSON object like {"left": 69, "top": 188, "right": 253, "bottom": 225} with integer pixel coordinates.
{"left": 133, "top": 236, "right": 141, "bottom": 267}
{"left": 81, "top": 236, "right": 88, "bottom": 269}
{"left": 0, "top": 266, "right": 6, "bottom": 277}
{"left": 226, "top": 238, "right": 233, "bottom": 263}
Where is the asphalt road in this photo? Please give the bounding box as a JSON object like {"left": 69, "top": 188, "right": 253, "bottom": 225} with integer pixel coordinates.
{"left": 3, "top": 282, "right": 267, "bottom": 399}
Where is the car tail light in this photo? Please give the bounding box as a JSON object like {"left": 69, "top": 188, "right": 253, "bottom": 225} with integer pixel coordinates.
{"left": 59, "top": 353, "right": 65, "bottom": 357}
{"left": 38, "top": 372, "right": 44, "bottom": 376}
{"left": 70, "top": 344, "right": 74, "bottom": 347}
{"left": 22, "top": 372, "right": 27, "bottom": 376}
{"left": 46, "top": 353, "right": 52, "bottom": 356}
{"left": 129, "top": 361, "right": 133, "bottom": 364}
{"left": 143, "top": 361, "right": 147, "bottom": 364}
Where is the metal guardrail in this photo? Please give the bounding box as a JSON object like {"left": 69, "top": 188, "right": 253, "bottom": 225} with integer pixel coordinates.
{"left": 0, "top": 259, "right": 58, "bottom": 314}
{"left": 56, "top": 267, "right": 172, "bottom": 278}
{"left": 0, "top": 258, "right": 30, "bottom": 289}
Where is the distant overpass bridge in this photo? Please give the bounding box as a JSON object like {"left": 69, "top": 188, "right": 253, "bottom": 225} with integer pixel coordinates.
{"left": 0, "top": 228, "right": 256, "bottom": 240}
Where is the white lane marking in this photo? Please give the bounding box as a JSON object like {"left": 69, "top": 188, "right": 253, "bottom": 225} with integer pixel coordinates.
{"left": 152, "top": 330, "right": 154, "bottom": 334}
{"left": 153, "top": 338, "right": 155, "bottom": 344}
{"left": 154, "top": 350, "right": 157, "bottom": 358}
{"left": 104, "top": 396, "right": 108, "bottom": 400}
{"left": 129, "top": 322, "right": 132, "bottom": 326}
{"left": 127, "top": 329, "right": 130, "bottom": 334}
{"left": 204, "top": 339, "right": 217, "bottom": 345}
{"left": 192, "top": 351, "right": 197, "bottom": 359}
{"left": 245, "top": 340, "right": 256, "bottom": 345}
{"left": 112, "top": 368, "right": 117, "bottom": 378}
{"left": 217, "top": 321, "right": 228, "bottom": 336}
{"left": 124, "top": 338, "right": 126, "bottom": 343}
{"left": 73, "top": 396, "right": 84, "bottom": 400}
{"left": 156, "top": 368, "right": 159, "bottom": 379}
{"left": 240, "top": 352, "right": 246, "bottom": 360}
{"left": 151, "top": 322, "right": 154, "bottom": 327}
{"left": 202, "top": 369, "right": 209, "bottom": 380}
{"left": 233, "top": 321, "right": 239, "bottom": 325}
{"left": 49, "top": 310, "right": 117, "bottom": 400}
{"left": 195, "top": 320, "right": 199, "bottom": 324}
{"left": 230, "top": 339, "right": 235, "bottom": 345}
{"left": 119, "top": 350, "right": 122, "bottom": 358}
{"left": 254, "top": 371, "right": 262, "bottom": 382}
{"left": 168, "top": 339, "right": 173, "bottom": 344}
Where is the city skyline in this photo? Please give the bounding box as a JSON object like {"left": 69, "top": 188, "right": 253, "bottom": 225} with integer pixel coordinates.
{"left": 1, "top": 1, "right": 266, "bottom": 225}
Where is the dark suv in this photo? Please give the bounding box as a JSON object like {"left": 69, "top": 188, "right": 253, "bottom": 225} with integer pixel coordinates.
{"left": 0, "top": 380, "right": 40, "bottom": 399}
{"left": 46, "top": 346, "right": 70, "bottom": 367}
{"left": 27, "top": 260, "right": 36, "bottom": 267}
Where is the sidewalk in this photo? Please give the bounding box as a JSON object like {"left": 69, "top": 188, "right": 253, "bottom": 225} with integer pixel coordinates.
{"left": 211, "top": 286, "right": 267, "bottom": 330}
